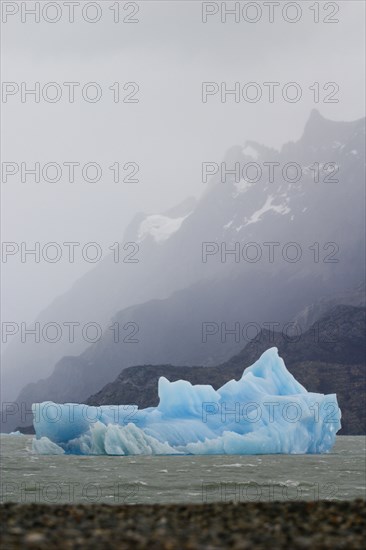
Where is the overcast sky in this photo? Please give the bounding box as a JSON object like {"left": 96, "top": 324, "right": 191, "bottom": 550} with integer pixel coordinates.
{"left": 1, "top": 0, "right": 365, "bottom": 325}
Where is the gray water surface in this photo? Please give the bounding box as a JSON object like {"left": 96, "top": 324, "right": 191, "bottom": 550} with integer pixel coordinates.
{"left": 1, "top": 435, "right": 365, "bottom": 505}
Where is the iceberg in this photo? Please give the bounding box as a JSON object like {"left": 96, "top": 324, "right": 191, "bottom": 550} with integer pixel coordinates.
{"left": 32, "top": 348, "right": 341, "bottom": 455}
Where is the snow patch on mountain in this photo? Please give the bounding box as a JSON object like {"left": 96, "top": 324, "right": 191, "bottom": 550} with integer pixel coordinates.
{"left": 242, "top": 144, "right": 259, "bottom": 160}
{"left": 232, "top": 179, "right": 255, "bottom": 198}
{"left": 138, "top": 213, "right": 191, "bottom": 243}
{"left": 244, "top": 195, "right": 291, "bottom": 226}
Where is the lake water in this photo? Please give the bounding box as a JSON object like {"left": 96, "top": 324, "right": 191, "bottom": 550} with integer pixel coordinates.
{"left": 1, "top": 435, "right": 365, "bottom": 505}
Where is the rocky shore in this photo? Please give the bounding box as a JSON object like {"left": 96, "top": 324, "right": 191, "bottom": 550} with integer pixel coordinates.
{"left": 1, "top": 499, "right": 365, "bottom": 549}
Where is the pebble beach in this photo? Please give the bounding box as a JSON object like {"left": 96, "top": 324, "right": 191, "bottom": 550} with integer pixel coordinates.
{"left": 1, "top": 499, "right": 365, "bottom": 549}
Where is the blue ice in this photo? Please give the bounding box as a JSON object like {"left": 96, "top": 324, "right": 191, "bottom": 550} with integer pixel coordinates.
{"left": 32, "top": 348, "right": 341, "bottom": 455}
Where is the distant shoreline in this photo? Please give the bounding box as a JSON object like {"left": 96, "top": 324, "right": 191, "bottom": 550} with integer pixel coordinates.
{"left": 1, "top": 500, "right": 365, "bottom": 549}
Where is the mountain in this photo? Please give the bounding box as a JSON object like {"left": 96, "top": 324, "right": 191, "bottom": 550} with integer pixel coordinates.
{"left": 3, "top": 110, "right": 365, "bottom": 430}
{"left": 1, "top": 197, "right": 198, "bottom": 401}
{"left": 292, "top": 282, "right": 365, "bottom": 331}
{"left": 85, "top": 305, "right": 365, "bottom": 435}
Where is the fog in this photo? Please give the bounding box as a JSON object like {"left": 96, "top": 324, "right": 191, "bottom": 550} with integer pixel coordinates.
{"left": 1, "top": 0, "right": 365, "bottom": 325}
